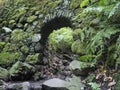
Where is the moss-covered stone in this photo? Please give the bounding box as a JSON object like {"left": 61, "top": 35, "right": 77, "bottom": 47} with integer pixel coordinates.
{"left": 0, "top": 42, "right": 5, "bottom": 51}
{"left": 70, "top": 0, "right": 82, "bottom": 9}
{"left": 71, "top": 40, "right": 87, "bottom": 54}
{"left": 9, "top": 20, "right": 16, "bottom": 25}
{"left": 26, "top": 53, "right": 39, "bottom": 64}
{"left": 0, "top": 52, "right": 22, "bottom": 65}
{"left": 20, "top": 45, "right": 29, "bottom": 54}
{"left": 73, "top": 29, "right": 82, "bottom": 39}
{"left": 48, "top": 27, "right": 74, "bottom": 51}
{"left": 3, "top": 43, "right": 19, "bottom": 52}
{"left": 9, "top": 61, "right": 35, "bottom": 77}
{"left": 11, "top": 29, "right": 30, "bottom": 42}
{"left": 27, "top": 15, "right": 37, "bottom": 23}
{"left": 0, "top": 67, "right": 9, "bottom": 80}
{"left": 11, "top": 7, "right": 27, "bottom": 19}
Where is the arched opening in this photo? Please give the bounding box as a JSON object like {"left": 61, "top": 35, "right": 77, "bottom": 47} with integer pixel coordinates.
{"left": 40, "top": 16, "right": 72, "bottom": 45}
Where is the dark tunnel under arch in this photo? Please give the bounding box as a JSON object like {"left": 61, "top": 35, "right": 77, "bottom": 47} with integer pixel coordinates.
{"left": 40, "top": 16, "right": 73, "bottom": 45}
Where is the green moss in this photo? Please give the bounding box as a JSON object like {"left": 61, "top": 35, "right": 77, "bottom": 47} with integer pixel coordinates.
{"left": 0, "top": 52, "right": 22, "bottom": 65}
{"left": 2, "top": 21, "right": 7, "bottom": 26}
{"left": 9, "top": 20, "right": 16, "bottom": 25}
{"left": 0, "top": 42, "right": 5, "bottom": 50}
{"left": 11, "top": 7, "right": 27, "bottom": 19}
{"left": 11, "top": 29, "right": 30, "bottom": 42}
{"left": 47, "top": 0, "right": 62, "bottom": 9}
{"left": 27, "top": 15, "right": 37, "bottom": 23}
{"left": 0, "top": 67, "right": 9, "bottom": 80}
{"left": 71, "top": 40, "right": 87, "bottom": 54}
{"left": 3, "top": 43, "right": 19, "bottom": 52}
{"left": 48, "top": 27, "right": 74, "bottom": 51}
{"left": 73, "top": 29, "right": 82, "bottom": 39}
{"left": 70, "top": 0, "right": 82, "bottom": 9}
{"left": 26, "top": 53, "right": 39, "bottom": 64}
{"left": 20, "top": 45, "right": 29, "bottom": 54}
{"left": 9, "top": 61, "right": 35, "bottom": 76}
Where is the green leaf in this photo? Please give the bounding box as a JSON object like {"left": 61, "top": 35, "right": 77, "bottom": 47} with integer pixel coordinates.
{"left": 78, "top": 54, "right": 96, "bottom": 61}
{"left": 80, "top": 0, "right": 89, "bottom": 8}
{"left": 88, "top": 82, "right": 100, "bottom": 90}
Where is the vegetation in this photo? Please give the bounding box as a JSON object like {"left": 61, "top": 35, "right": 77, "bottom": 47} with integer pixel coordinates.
{"left": 0, "top": 0, "right": 120, "bottom": 89}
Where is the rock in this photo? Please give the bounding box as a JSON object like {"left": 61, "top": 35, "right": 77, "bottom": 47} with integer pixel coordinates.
{"left": 26, "top": 53, "right": 39, "bottom": 64}
{"left": 34, "top": 43, "right": 42, "bottom": 52}
{"left": 42, "top": 78, "right": 68, "bottom": 90}
{"left": 32, "top": 34, "right": 41, "bottom": 42}
{"left": 27, "top": 15, "right": 37, "bottom": 23}
{"left": 0, "top": 67, "right": 9, "bottom": 81}
{"left": 2, "top": 27, "right": 12, "bottom": 33}
{"left": 5, "top": 82, "right": 30, "bottom": 90}
{"left": 69, "top": 60, "right": 92, "bottom": 76}
{"left": 9, "top": 61, "right": 36, "bottom": 80}
{"left": 48, "top": 27, "right": 73, "bottom": 51}
{"left": 69, "top": 60, "right": 81, "bottom": 70}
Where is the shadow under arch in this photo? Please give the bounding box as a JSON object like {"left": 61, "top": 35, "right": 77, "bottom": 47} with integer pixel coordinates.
{"left": 40, "top": 16, "right": 73, "bottom": 45}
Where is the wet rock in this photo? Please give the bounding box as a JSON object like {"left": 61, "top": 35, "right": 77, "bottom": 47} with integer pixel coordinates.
{"left": 42, "top": 78, "right": 68, "bottom": 90}
{"left": 69, "top": 60, "right": 81, "bottom": 70}
{"left": 5, "top": 82, "right": 30, "bottom": 90}
{"left": 69, "top": 60, "right": 92, "bottom": 76}
{"left": 2, "top": 27, "right": 12, "bottom": 33}
{"left": 32, "top": 34, "right": 41, "bottom": 42}
{"left": 0, "top": 67, "right": 9, "bottom": 81}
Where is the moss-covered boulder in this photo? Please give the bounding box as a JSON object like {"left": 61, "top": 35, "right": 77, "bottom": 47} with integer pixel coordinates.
{"left": 26, "top": 53, "right": 39, "bottom": 64}
{"left": 9, "top": 61, "right": 36, "bottom": 80}
{"left": 11, "top": 29, "right": 31, "bottom": 42}
{"left": 0, "top": 67, "right": 9, "bottom": 81}
{"left": 0, "top": 52, "right": 22, "bottom": 65}
{"left": 48, "top": 27, "right": 74, "bottom": 51}
{"left": 71, "top": 40, "right": 87, "bottom": 54}
{"left": 27, "top": 15, "right": 37, "bottom": 23}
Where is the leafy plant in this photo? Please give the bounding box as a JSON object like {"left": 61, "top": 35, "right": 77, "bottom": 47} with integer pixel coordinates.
{"left": 65, "top": 76, "right": 85, "bottom": 90}
{"left": 88, "top": 82, "right": 100, "bottom": 90}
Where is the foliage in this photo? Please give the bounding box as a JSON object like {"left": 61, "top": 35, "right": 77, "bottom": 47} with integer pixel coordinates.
{"left": 26, "top": 53, "right": 39, "bottom": 64}
{"left": 80, "top": 0, "right": 89, "bottom": 8}
{"left": 65, "top": 76, "right": 84, "bottom": 90}
{"left": 114, "top": 72, "right": 120, "bottom": 90}
{"left": 88, "top": 82, "right": 100, "bottom": 90}
{"left": 0, "top": 52, "right": 22, "bottom": 65}
{"left": 9, "top": 61, "right": 35, "bottom": 77}
{"left": 72, "top": 1, "right": 120, "bottom": 69}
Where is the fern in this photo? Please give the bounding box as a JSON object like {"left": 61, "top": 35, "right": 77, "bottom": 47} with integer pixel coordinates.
{"left": 88, "top": 82, "right": 100, "bottom": 90}
{"left": 80, "top": 0, "right": 89, "bottom": 8}
{"left": 65, "top": 76, "right": 85, "bottom": 90}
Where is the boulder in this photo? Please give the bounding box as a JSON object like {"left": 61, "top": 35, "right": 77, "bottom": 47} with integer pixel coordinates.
{"left": 4, "top": 82, "right": 30, "bottom": 90}
{"left": 0, "top": 67, "right": 9, "bottom": 81}
{"left": 9, "top": 61, "right": 36, "bottom": 80}
{"left": 42, "top": 78, "right": 68, "bottom": 90}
